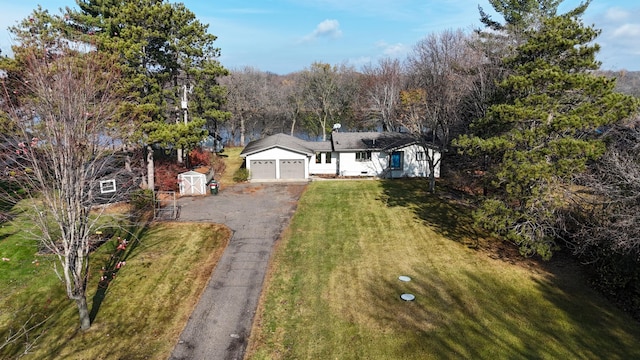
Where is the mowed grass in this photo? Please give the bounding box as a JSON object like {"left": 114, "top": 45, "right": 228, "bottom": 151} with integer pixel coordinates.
{"left": 0, "top": 220, "right": 230, "bottom": 359}
{"left": 246, "top": 180, "right": 640, "bottom": 359}
{"left": 217, "top": 146, "right": 244, "bottom": 187}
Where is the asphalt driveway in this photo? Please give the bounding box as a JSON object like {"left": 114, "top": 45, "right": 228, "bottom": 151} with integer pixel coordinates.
{"left": 169, "top": 182, "right": 307, "bottom": 360}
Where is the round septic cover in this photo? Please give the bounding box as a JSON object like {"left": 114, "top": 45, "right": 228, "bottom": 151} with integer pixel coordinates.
{"left": 401, "top": 293, "right": 415, "bottom": 301}
{"left": 398, "top": 275, "right": 411, "bottom": 282}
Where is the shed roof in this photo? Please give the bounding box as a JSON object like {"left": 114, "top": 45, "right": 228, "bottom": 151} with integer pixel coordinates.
{"left": 178, "top": 170, "right": 207, "bottom": 177}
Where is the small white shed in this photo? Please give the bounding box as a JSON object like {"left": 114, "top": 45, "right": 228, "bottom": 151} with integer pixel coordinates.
{"left": 178, "top": 167, "right": 214, "bottom": 196}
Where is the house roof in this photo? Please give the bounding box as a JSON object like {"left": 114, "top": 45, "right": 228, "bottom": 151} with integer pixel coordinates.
{"left": 240, "top": 131, "right": 427, "bottom": 157}
{"left": 330, "top": 132, "right": 418, "bottom": 151}
{"left": 240, "top": 133, "right": 318, "bottom": 157}
{"left": 311, "top": 140, "right": 333, "bottom": 152}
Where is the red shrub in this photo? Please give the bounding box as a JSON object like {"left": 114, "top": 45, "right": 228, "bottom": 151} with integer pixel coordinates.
{"left": 188, "top": 148, "right": 212, "bottom": 168}
{"left": 155, "top": 160, "right": 187, "bottom": 191}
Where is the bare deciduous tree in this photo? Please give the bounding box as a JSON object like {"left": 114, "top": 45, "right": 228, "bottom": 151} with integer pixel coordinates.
{"left": 396, "top": 88, "right": 442, "bottom": 192}
{"left": 397, "top": 29, "right": 479, "bottom": 192}
{"left": 220, "top": 66, "right": 271, "bottom": 145}
{"left": 407, "top": 29, "right": 476, "bottom": 148}
{"left": 361, "top": 58, "right": 404, "bottom": 132}
{"left": 0, "top": 48, "right": 124, "bottom": 331}
{"left": 572, "top": 124, "right": 640, "bottom": 257}
{"left": 278, "top": 72, "right": 306, "bottom": 136}
{"left": 301, "top": 62, "right": 356, "bottom": 140}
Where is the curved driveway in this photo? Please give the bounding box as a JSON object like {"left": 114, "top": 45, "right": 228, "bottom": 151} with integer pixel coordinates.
{"left": 170, "top": 182, "right": 307, "bottom": 360}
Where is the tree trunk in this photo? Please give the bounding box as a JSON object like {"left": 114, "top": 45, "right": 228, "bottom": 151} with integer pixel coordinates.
{"left": 140, "top": 155, "right": 148, "bottom": 189}
{"left": 429, "top": 171, "right": 436, "bottom": 194}
{"left": 125, "top": 153, "right": 132, "bottom": 172}
{"left": 240, "top": 116, "right": 246, "bottom": 146}
{"left": 382, "top": 120, "right": 392, "bottom": 132}
{"left": 320, "top": 113, "right": 328, "bottom": 141}
{"left": 428, "top": 155, "right": 437, "bottom": 193}
{"left": 290, "top": 117, "right": 297, "bottom": 136}
{"left": 147, "top": 144, "right": 155, "bottom": 190}
{"left": 76, "top": 296, "right": 91, "bottom": 331}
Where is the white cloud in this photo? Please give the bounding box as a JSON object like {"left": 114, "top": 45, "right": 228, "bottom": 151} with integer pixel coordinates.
{"left": 383, "top": 43, "right": 409, "bottom": 57}
{"left": 375, "top": 40, "right": 410, "bottom": 57}
{"left": 605, "top": 8, "right": 631, "bottom": 22}
{"left": 301, "top": 19, "right": 342, "bottom": 43}
{"left": 613, "top": 24, "right": 640, "bottom": 38}
{"left": 316, "top": 19, "right": 342, "bottom": 36}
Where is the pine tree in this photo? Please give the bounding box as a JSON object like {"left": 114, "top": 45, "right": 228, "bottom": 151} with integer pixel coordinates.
{"left": 456, "top": 2, "right": 639, "bottom": 259}
{"left": 69, "top": 0, "right": 229, "bottom": 187}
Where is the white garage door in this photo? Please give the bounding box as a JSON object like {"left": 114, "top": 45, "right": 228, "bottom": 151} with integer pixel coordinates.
{"left": 250, "top": 160, "right": 276, "bottom": 179}
{"left": 279, "top": 159, "right": 305, "bottom": 179}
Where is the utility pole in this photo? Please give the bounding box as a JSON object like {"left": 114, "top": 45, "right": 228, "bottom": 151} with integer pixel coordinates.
{"left": 177, "top": 84, "right": 193, "bottom": 164}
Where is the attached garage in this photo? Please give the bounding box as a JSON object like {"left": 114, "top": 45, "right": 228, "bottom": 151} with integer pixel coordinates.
{"left": 249, "top": 160, "right": 276, "bottom": 179}
{"left": 240, "top": 134, "right": 313, "bottom": 181}
{"left": 279, "top": 159, "right": 305, "bottom": 179}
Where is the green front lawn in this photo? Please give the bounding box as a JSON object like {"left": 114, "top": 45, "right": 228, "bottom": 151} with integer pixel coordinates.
{"left": 247, "top": 180, "right": 640, "bottom": 359}
{"left": 0, "top": 219, "right": 230, "bottom": 359}
{"left": 216, "top": 146, "right": 244, "bottom": 187}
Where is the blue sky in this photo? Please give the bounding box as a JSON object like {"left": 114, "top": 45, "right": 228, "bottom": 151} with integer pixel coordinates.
{"left": 1, "top": 0, "right": 639, "bottom": 74}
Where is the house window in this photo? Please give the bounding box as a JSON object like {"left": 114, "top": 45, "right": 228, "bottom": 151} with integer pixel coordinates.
{"left": 315, "top": 153, "right": 322, "bottom": 164}
{"left": 356, "top": 151, "right": 371, "bottom": 162}
{"left": 416, "top": 151, "right": 426, "bottom": 161}
{"left": 325, "top": 152, "right": 332, "bottom": 164}
{"left": 390, "top": 151, "right": 404, "bottom": 170}
{"left": 100, "top": 179, "right": 116, "bottom": 194}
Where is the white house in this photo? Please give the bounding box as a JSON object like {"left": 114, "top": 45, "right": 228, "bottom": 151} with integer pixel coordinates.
{"left": 239, "top": 132, "right": 441, "bottom": 181}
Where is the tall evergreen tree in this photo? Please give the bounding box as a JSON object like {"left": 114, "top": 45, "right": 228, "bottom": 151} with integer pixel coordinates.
{"left": 456, "top": 1, "right": 638, "bottom": 259}
{"left": 68, "top": 0, "right": 229, "bottom": 187}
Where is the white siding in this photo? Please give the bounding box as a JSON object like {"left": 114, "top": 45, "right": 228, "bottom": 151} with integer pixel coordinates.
{"left": 308, "top": 152, "right": 337, "bottom": 175}
{"left": 386, "top": 144, "right": 440, "bottom": 178}
{"left": 337, "top": 152, "right": 385, "bottom": 176}
{"left": 333, "top": 145, "right": 440, "bottom": 178}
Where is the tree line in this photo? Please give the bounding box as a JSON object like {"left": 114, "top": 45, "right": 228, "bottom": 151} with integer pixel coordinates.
{"left": 218, "top": 30, "right": 483, "bottom": 148}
